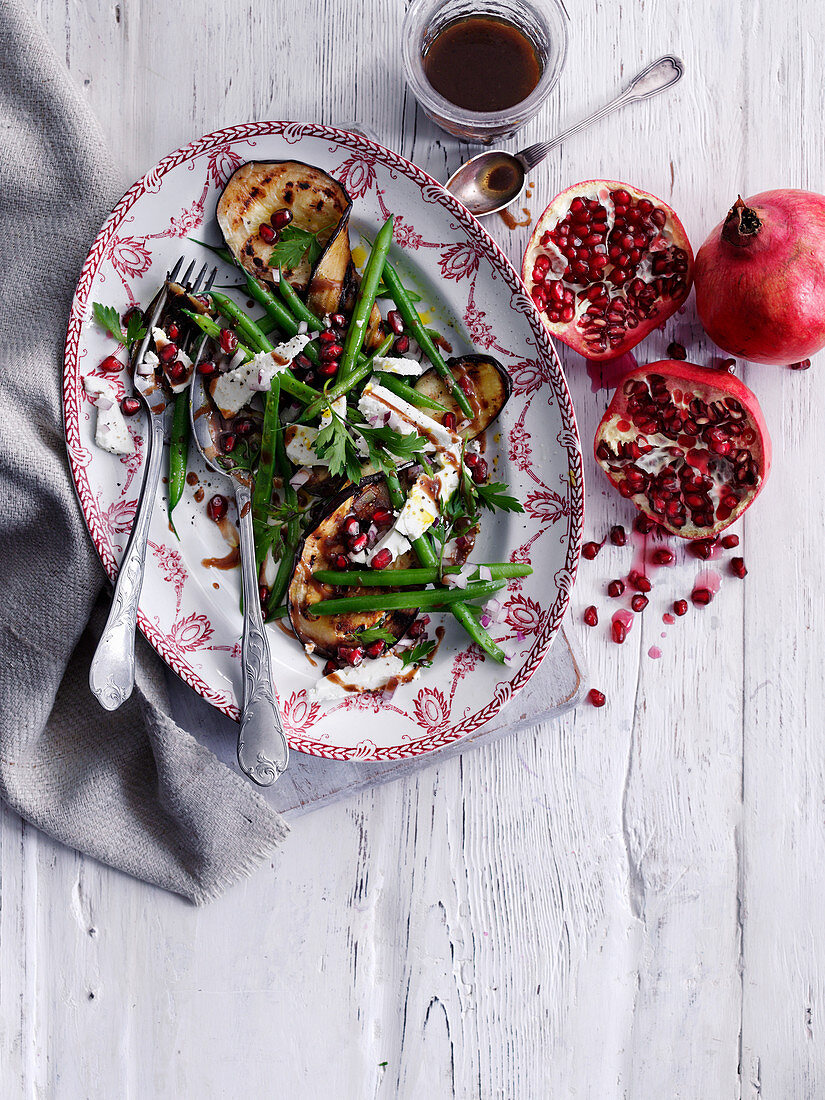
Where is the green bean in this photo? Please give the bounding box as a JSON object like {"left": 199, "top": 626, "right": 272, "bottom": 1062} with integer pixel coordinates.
{"left": 252, "top": 375, "right": 281, "bottom": 573}
{"left": 373, "top": 372, "right": 449, "bottom": 413}
{"left": 180, "top": 308, "right": 254, "bottom": 360}
{"left": 339, "top": 215, "right": 394, "bottom": 383}
{"left": 313, "top": 563, "right": 531, "bottom": 587}
{"left": 267, "top": 428, "right": 301, "bottom": 615}
{"left": 375, "top": 280, "right": 422, "bottom": 303}
{"left": 311, "top": 579, "right": 506, "bottom": 616}
{"left": 167, "top": 391, "right": 189, "bottom": 537}
{"left": 300, "top": 333, "right": 393, "bottom": 423}
{"left": 242, "top": 272, "right": 302, "bottom": 340}
{"left": 277, "top": 269, "right": 324, "bottom": 330}
{"left": 383, "top": 470, "right": 505, "bottom": 662}
{"left": 381, "top": 261, "right": 474, "bottom": 419}
{"left": 265, "top": 603, "right": 290, "bottom": 621}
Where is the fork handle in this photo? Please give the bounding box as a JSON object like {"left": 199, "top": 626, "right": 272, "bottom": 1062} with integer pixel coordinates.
{"left": 89, "top": 413, "right": 166, "bottom": 710}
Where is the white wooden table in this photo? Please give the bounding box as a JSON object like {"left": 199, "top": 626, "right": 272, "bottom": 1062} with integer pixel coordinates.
{"left": 5, "top": 1, "right": 823, "bottom": 1095}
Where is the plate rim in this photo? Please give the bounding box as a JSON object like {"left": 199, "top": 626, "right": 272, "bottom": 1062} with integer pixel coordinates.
{"left": 63, "top": 119, "right": 584, "bottom": 760}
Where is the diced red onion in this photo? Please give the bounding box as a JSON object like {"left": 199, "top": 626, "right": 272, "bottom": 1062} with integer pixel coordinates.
{"left": 298, "top": 321, "right": 308, "bottom": 334}
{"left": 289, "top": 468, "right": 311, "bottom": 489}
{"left": 480, "top": 614, "right": 491, "bottom": 628}
{"left": 479, "top": 566, "right": 492, "bottom": 582}
{"left": 229, "top": 349, "right": 246, "bottom": 370}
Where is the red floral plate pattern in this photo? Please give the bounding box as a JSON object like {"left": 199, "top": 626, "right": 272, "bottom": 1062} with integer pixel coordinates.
{"left": 64, "top": 122, "right": 583, "bottom": 759}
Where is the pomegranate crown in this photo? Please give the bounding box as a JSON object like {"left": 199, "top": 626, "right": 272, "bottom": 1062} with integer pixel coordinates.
{"left": 721, "top": 196, "right": 762, "bottom": 247}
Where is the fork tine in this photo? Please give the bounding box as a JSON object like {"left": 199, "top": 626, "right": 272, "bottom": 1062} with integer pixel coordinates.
{"left": 204, "top": 266, "right": 218, "bottom": 293}
{"left": 181, "top": 259, "right": 196, "bottom": 289}
{"left": 190, "top": 262, "right": 209, "bottom": 294}
{"left": 168, "top": 256, "right": 184, "bottom": 283}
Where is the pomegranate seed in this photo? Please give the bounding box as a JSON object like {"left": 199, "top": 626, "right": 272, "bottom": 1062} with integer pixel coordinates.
{"left": 197, "top": 359, "right": 218, "bottom": 376}
{"left": 634, "top": 514, "right": 658, "bottom": 534}
{"left": 259, "top": 223, "right": 276, "bottom": 244}
{"left": 343, "top": 515, "right": 361, "bottom": 537}
{"left": 721, "top": 534, "right": 740, "bottom": 549}
{"left": 323, "top": 660, "right": 336, "bottom": 676}
{"left": 690, "top": 538, "right": 717, "bottom": 560}
{"left": 459, "top": 374, "right": 476, "bottom": 397}
{"left": 371, "top": 548, "right": 393, "bottom": 569}
{"left": 583, "top": 606, "right": 598, "bottom": 627}
{"left": 166, "top": 322, "right": 180, "bottom": 341}
{"left": 394, "top": 335, "right": 410, "bottom": 354}
{"left": 612, "top": 620, "right": 627, "bottom": 644}
{"left": 272, "top": 208, "right": 293, "bottom": 230}
{"left": 318, "top": 330, "right": 337, "bottom": 344}
{"left": 234, "top": 418, "right": 254, "bottom": 437}
{"left": 443, "top": 412, "right": 457, "bottom": 431}
{"left": 294, "top": 353, "right": 312, "bottom": 372}
{"left": 120, "top": 396, "right": 140, "bottom": 416}
{"left": 366, "top": 640, "right": 387, "bottom": 659}
{"left": 465, "top": 451, "right": 480, "bottom": 468}
{"left": 582, "top": 541, "right": 601, "bottom": 560}
{"left": 588, "top": 688, "right": 606, "bottom": 708}
{"left": 652, "top": 548, "right": 675, "bottom": 565}
{"left": 331, "top": 553, "right": 349, "bottom": 570}
{"left": 122, "top": 307, "right": 142, "bottom": 328}
{"left": 790, "top": 359, "right": 811, "bottom": 370}
{"left": 730, "top": 557, "right": 748, "bottom": 579}
{"left": 607, "top": 579, "right": 625, "bottom": 598}
{"left": 691, "top": 587, "right": 713, "bottom": 606}
{"left": 609, "top": 525, "right": 626, "bottom": 546}
{"left": 387, "top": 310, "right": 404, "bottom": 335}
{"left": 471, "top": 459, "right": 488, "bottom": 484}
{"left": 372, "top": 509, "right": 394, "bottom": 526}
{"left": 157, "top": 342, "right": 178, "bottom": 363}
{"left": 221, "top": 433, "right": 236, "bottom": 453}
{"left": 219, "top": 328, "right": 238, "bottom": 354}
{"left": 259, "top": 584, "right": 269, "bottom": 605}
{"left": 349, "top": 533, "right": 368, "bottom": 553}
{"left": 673, "top": 599, "right": 688, "bottom": 616}
{"left": 337, "top": 645, "right": 364, "bottom": 667}
{"left": 167, "top": 360, "right": 187, "bottom": 383}
{"left": 207, "top": 494, "right": 228, "bottom": 522}
{"left": 628, "top": 571, "right": 652, "bottom": 593}
{"left": 667, "top": 341, "right": 687, "bottom": 360}
{"left": 631, "top": 594, "right": 649, "bottom": 612}
{"left": 99, "top": 354, "right": 122, "bottom": 373}
{"left": 330, "top": 313, "right": 347, "bottom": 330}
{"left": 318, "top": 360, "right": 339, "bottom": 376}
{"left": 320, "top": 342, "right": 343, "bottom": 362}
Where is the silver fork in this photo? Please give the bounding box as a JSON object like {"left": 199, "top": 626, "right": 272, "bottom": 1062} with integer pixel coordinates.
{"left": 90, "top": 258, "right": 215, "bottom": 710}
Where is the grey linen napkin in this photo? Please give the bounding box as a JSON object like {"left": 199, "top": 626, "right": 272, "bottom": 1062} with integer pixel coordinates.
{"left": 0, "top": 0, "right": 288, "bottom": 903}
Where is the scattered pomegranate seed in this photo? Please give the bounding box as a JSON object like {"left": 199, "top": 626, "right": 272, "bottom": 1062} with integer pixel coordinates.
{"left": 716, "top": 358, "right": 737, "bottom": 372}
{"left": 371, "top": 548, "right": 393, "bottom": 569}
{"left": 330, "top": 313, "right": 347, "bottom": 330}
{"left": 652, "top": 548, "right": 675, "bottom": 565}
{"left": 157, "top": 342, "right": 178, "bottom": 364}
{"left": 122, "top": 307, "right": 142, "bottom": 328}
{"left": 234, "top": 418, "right": 254, "bottom": 437}
{"left": 691, "top": 587, "right": 714, "bottom": 606}
{"left": 372, "top": 508, "right": 393, "bottom": 526}
{"left": 294, "top": 353, "right": 312, "bottom": 372}
{"left": 394, "top": 335, "right": 410, "bottom": 354}
{"left": 99, "top": 354, "right": 121, "bottom": 373}
{"left": 320, "top": 342, "right": 343, "bottom": 362}
{"left": 690, "top": 538, "right": 717, "bottom": 560}
{"left": 464, "top": 451, "right": 479, "bottom": 468}
{"left": 366, "top": 640, "right": 387, "bottom": 659}
{"left": 628, "top": 571, "right": 652, "bottom": 593}
{"left": 387, "top": 309, "right": 404, "bottom": 335}
{"left": 259, "top": 584, "right": 269, "bottom": 605}
{"left": 631, "top": 594, "right": 649, "bottom": 612}
{"left": 331, "top": 553, "right": 349, "bottom": 570}
{"left": 219, "top": 328, "right": 238, "bottom": 354}
{"left": 459, "top": 374, "right": 476, "bottom": 397}
{"left": 259, "top": 223, "right": 277, "bottom": 244}
{"left": 790, "top": 359, "right": 811, "bottom": 370}
{"left": 471, "top": 458, "right": 488, "bottom": 484}
{"left": 667, "top": 341, "right": 687, "bottom": 360}
{"left": 167, "top": 360, "right": 187, "bottom": 383}
{"left": 166, "top": 322, "right": 180, "bottom": 341}
{"left": 318, "top": 330, "right": 337, "bottom": 344}
{"left": 349, "top": 533, "right": 368, "bottom": 553}
{"left": 588, "top": 688, "right": 606, "bottom": 708}
{"left": 443, "top": 412, "right": 457, "bottom": 431}
{"left": 582, "top": 541, "right": 602, "bottom": 560}
{"left": 634, "top": 514, "right": 658, "bottom": 534}
{"left": 609, "top": 525, "right": 626, "bottom": 546}
{"left": 673, "top": 599, "right": 688, "bottom": 616}
{"left": 272, "top": 208, "right": 293, "bottom": 230}
{"left": 120, "top": 396, "right": 140, "bottom": 416}
{"left": 612, "top": 620, "right": 627, "bottom": 644}
{"left": 323, "top": 660, "right": 336, "bottom": 676}
{"left": 730, "top": 557, "right": 748, "bottom": 579}
{"left": 721, "top": 534, "right": 740, "bottom": 549}
{"left": 343, "top": 515, "right": 360, "bottom": 537}
{"left": 221, "top": 433, "right": 237, "bottom": 453}
{"left": 338, "top": 645, "right": 364, "bottom": 667}
{"left": 207, "top": 495, "right": 228, "bottom": 522}
{"left": 583, "top": 606, "right": 598, "bottom": 627}
{"left": 197, "top": 359, "right": 217, "bottom": 377}
{"left": 318, "top": 360, "right": 339, "bottom": 376}
{"left": 607, "top": 579, "right": 625, "bottom": 598}
{"left": 408, "top": 619, "right": 426, "bottom": 637}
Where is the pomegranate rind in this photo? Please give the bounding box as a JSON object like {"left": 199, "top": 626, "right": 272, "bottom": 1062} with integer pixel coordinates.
{"left": 593, "top": 360, "right": 771, "bottom": 538}
{"left": 694, "top": 189, "right": 825, "bottom": 365}
{"left": 522, "top": 179, "right": 694, "bottom": 361}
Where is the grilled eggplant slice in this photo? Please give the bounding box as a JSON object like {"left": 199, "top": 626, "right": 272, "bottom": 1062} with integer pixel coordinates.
{"left": 288, "top": 476, "right": 418, "bottom": 658}
{"left": 217, "top": 160, "right": 352, "bottom": 293}
{"left": 414, "top": 354, "right": 512, "bottom": 440}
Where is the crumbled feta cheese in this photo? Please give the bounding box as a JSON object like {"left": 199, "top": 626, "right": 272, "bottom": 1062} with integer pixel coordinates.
{"left": 395, "top": 478, "right": 439, "bottom": 541}
{"left": 285, "top": 424, "right": 324, "bottom": 466}
{"left": 310, "top": 652, "right": 418, "bottom": 701}
{"left": 366, "top": 526, "right": 411, "bottom": 566}
{"left": 136, "top": 348, "right": 158, "bottom": 377}
{"left": 270, "top": 333, "right": 311, "bottom": 365}
{"left": 372, "top": 355, "right": 425, "bottom": 377}
{"left": 320, "top": 394, "right": 346, "bottom": 429}
{"left": 357, "top": 381, "right": 460, "bottom": 453}
{"left": 83, "top": 376, "right": 134, "bottom": 455}
{"left": 210, "top": 351, "right": 283, "bottom": 416}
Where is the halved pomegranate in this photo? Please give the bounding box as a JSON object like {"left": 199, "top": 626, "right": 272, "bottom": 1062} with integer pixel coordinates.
{"left": 594, "top": 360, "right": 771, "bottom": 538}
{"left": 523, "top": 181, "right": 693, "bottom": 360}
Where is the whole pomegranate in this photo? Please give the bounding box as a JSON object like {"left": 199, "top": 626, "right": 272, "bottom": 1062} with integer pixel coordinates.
{"left": 523, "top": 180, "right": 693, "bottom": 360}
{"left": 594, "top": 360, "right": 771, "bottom": 538}
{"left": 694, "top": 190, "right": 825, "bottom": 366}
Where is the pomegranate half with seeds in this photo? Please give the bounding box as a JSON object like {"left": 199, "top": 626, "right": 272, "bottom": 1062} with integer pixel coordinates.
{"left": 523, "top": 181, "right": 694, "bottom": 360}
{"left": 594, "top": 360, "right": 771, "bottom": 538}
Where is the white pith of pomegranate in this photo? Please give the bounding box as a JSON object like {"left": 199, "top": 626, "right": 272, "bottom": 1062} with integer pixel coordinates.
{"left": 594, "top": 360, "right": 772, "bottom": 538}
{"left": 522, "top": 180, "right": 694, "bottom": 361}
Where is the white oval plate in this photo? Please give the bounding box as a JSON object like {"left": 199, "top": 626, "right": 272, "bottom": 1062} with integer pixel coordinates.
{"left": 64, "top": 122, "right": 583, "bottom": 760}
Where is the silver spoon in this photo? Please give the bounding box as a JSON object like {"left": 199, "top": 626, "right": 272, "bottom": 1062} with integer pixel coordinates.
{"left": 445, "top": 56, "right": 685, "bottom": 218}
{"left": 190, "top": 367, "right": 289, "bottom": 787}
